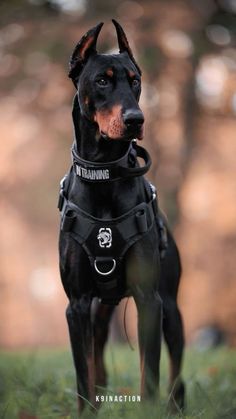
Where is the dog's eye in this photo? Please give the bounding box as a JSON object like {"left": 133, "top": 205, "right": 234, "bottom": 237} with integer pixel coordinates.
{"left": 96, "top": 78, "right": 109, "bottom": 87}
{"left": 132, "top": 78, "right": 140, "bottom": 88}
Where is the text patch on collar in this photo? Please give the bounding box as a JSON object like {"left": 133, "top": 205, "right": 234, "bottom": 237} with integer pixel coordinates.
{"left": 75, "top": 165, "right": 110, "bottom": 180}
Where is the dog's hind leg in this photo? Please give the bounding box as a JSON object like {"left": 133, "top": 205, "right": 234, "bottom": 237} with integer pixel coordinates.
{"left": 93, "top": 303, "right": 115, "bottom": 389}
{"left": 66, "top": 296, "right": 95, "bottom": 413}
{"left": 163, "top": 298, "right": 185, "bottom": 411}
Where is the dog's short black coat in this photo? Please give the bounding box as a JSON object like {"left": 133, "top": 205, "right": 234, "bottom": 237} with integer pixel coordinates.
{"left": 59, "top": 20, "right": 185, "bottom": 414}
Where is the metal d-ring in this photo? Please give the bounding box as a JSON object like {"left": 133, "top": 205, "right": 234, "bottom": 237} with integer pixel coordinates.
{"left": 94, "top": 259, "right": 116, "bottom": 276}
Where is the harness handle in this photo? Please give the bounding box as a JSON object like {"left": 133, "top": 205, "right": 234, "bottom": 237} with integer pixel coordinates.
{"left": 118, "top": 144, "right": 151, "bottom": 178}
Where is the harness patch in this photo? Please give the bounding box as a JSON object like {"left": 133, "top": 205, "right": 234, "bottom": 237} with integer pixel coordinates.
{"left": 75, "top": 165, "right": 110, "bottom": 180}
{"left": 97, "top": 228, "right": 112, "bottom": 248}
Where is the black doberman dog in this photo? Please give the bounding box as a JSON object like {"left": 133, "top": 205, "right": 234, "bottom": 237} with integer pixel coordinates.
{"left": 58, "top": 20, "right": 185, "bottom": 414}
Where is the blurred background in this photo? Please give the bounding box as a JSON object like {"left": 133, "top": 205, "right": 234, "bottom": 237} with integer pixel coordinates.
{"left": 0, "top": 0, "right": 236, "bottom": 349}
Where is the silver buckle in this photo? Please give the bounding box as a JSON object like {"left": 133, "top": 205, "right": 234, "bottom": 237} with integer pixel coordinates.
{"left": 60, "top": 174, "right": 67, "bottom": 189}
{"left": 149, "top": 182, "right": 156, "bottom": 199}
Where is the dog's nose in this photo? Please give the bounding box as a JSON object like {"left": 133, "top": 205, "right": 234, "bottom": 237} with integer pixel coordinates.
{"left": 123, "top": 110, "right": 144, "bottom": 128}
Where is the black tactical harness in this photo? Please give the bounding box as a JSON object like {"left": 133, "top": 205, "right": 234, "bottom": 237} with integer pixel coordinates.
{"left": 58, "top": 141, "right": 166, "bottom": 305}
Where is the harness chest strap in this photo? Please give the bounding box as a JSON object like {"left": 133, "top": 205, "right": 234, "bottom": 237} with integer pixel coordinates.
{"left": 58, "top": 180, "right": 157, "bottom": 304}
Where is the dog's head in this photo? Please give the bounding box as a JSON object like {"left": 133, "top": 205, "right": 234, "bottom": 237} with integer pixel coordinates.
{"left": 69, "top": 20, "right": 144, "bottom": 141}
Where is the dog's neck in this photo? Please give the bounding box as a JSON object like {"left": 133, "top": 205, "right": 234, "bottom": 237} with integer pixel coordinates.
{"left": 70, "top": 94, "right": 146, "bottom": 216}
{"left": 72, "top": 95, "right": 130, "bottom": 163}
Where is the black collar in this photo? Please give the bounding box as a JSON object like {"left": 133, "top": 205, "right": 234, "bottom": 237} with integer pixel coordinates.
{"left": 71, "top": 140, "right": 151, "bottom": 182}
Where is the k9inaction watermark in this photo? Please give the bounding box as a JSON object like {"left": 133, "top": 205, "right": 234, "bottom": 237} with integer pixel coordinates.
{"left": 96, "top": 394, "right": 141, "bottom": 403}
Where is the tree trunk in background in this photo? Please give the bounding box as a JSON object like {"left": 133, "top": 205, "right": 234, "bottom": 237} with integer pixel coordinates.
{"left": 178, "top": 114, "right": 236, "bottom": 345}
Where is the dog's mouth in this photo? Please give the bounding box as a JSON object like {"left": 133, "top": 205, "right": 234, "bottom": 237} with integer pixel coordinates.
{"left": 101, "top": 128, "right": 143, "bottom": 141}
{"left": 100, "top": 119, "right": 144, "bottom": 141}
{"left": 101, "top": 129, "right": 143, "bottom": 141}
{"left": 124, "top": 124, "right": 144, "bottom": 141}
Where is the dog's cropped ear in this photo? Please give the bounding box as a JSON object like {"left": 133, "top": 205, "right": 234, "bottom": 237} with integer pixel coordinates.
{"left": 112, "top": 19, "right": 141, "bottom": 75}
{"left": 68, "top": 22, "right": 104, "bottom": 83}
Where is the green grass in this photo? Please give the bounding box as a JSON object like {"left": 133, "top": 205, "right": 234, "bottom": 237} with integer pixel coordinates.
{"left": 0, "top": 344, "right": 236, "bottom": 418}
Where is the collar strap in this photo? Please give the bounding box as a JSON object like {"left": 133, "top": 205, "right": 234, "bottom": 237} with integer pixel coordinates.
{"left": 71, "top": 141, "right": 151, "bottom": 182}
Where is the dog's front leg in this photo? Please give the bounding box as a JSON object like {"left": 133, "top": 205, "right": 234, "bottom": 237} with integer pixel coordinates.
{"left": 127, "top": 242, "right": 162, "bottom": 401}
{"left": 135, "top": 290, "right": 163, "bottom": 400}
{"left": 66, "top": 296, "right": 95, "bottom": 414}
{"left": 94, "top": 303, "right": 115, "bottom": 388}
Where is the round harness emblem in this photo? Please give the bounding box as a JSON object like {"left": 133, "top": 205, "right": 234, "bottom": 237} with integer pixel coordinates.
{"left": 97, "top": 228, "right": 112, "bottom": 248}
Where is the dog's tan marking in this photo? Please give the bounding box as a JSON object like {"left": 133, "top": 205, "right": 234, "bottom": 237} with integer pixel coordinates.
{"left": 94, "top": 104, "right": 125, "bottom": 139}
{"left": 129, "top": 70, "right": 136, "bottom": 78}
{"left": 106, "top": 68, "right": 114, "bottom": 77}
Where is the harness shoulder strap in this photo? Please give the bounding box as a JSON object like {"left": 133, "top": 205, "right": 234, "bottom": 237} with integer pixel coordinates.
{"left": 60, "top": 195, "right": 155, "bottom": 251}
